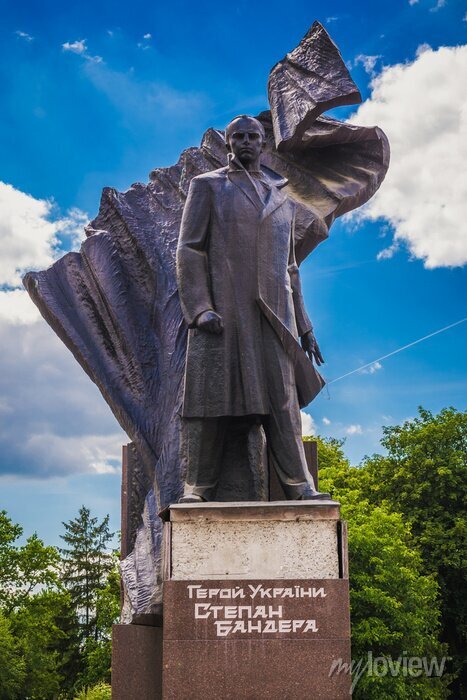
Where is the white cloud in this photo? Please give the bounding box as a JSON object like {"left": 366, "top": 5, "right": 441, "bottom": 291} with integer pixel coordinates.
{"left": 57, "top": 207, "right": 89, "bottom": 249}
{"left": 0, "top": 290, "right": 40, "bottom": 324}
{"left": 346, "top": 424, "right": 363, "bottom": 435}
{"left": 0, "top": 179, "right": 123, "bottom": 479}
{"left": 416, "top": 42, "right": 432, "bottom": 57}
{"left": 23, "top": 432, "right": 123, "bottom": 476}
{"left": 62, "top": 39, "right": 87, "bottom": 55}
{"left": 0, "top": 317, "right": 126, "bottom": 478}
{"left": 0, "top": 180, "right": 117, "bottom": 480}
{"left": 348, "top": 44, "right": 467, "bottom": 269}
{"left": 376, "top": 242, "right": 399, "bottom": 260}
{"left": 15, "top": 30, "right": 33, "bottom": 42}
{"left": 138, "top": 33, "right": 153, "bottom": 50}
{"left": 322, "top": 416, "right": 331, "bottom": 425}
{"left": 326, "top": 16, "right": 339, "bottom": 23}
{"left": 0, "top": 181, "right": 88, "bottom": 292}
{"left": 0, "top": 181, "right": 57, "bottom": 286}
{"left": 430, "top": 0, "right": 446, "bottom": 11}
{"left": 354, "top": 54, "right": 382, "bottom": 75}
{"left": 360, "top": 361, "right": 383, "bottom": 375}
{"left": 409, "top": 0, "right": 446, "bottom": 7}
{"left": 301, "top": 412, "right": 316, "bottom": 436}
{"left": 62, "top": 39, "right": 103, "bottom": 63}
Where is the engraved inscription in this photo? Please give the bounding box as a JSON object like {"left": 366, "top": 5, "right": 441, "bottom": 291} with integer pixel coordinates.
{"left": 186, "top": 583, "right": 326, "bottom": 638}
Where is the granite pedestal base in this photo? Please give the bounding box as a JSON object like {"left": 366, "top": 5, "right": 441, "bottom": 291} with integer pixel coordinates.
{"left": 162, "top": 501, "right": 351, "bottom": 699}
{"left": 112, "top": 622, "right": 162, "bottom": 699}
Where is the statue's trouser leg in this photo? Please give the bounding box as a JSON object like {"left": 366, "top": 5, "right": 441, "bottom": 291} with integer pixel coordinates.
{"left": 261, "top": 321, "right": 316, "bottom": 499}
{"left": 181, "top": 416, "right": 229, "bottom": 500}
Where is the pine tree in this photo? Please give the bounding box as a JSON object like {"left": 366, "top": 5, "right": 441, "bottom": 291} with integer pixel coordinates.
{"left": 59, "top": 507, "right": 115, "bottom": 644}
{"left": 52, "top": 591, "right": 84, "bottom": 698}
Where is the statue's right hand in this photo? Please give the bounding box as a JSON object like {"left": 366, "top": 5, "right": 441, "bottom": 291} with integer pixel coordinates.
{"left": 196, "top": 310, "right": 224, "bottom": 334}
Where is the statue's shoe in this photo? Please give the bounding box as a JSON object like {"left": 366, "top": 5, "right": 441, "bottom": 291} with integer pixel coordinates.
{"left": 297, "top": 491, "right": 331, "bottom": 500}
{"left": 178, "top": 494, "right": 206, "bottom": 504}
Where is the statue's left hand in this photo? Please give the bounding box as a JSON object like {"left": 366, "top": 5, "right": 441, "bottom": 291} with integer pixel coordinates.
{"left": 196, "top": 310, "right": 224, "bottom": 334}
{"left": 301, "top": 331, "right": 324, "bottom": 366}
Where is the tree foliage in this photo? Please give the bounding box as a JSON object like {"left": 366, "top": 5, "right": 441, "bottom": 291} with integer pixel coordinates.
{"left": 0, "top": 507, "right": 119, "bottom": 699}
{"left": 0, "top": 510, "right": 60, "bottom": 612}
{"left": 78, "top": 563, "right": 121, "bottom": 689}
{"left": 0, "top": 512, "right": 65, "bottom": 698}
{"left": 316, "top": 436, "right": 451, "bottom": 699}
{"left": 10, "top": 592, "right": 66, "bottom": 699}
{"left": 0, "top": 611, "right": 25, "bottom": 700}
{"left": 73, "top": 682, "right": 111, "bottom": 700}
{"left": 361, "top": 407, "right": 467, "bottom": 696}
{"left": 60, "top": 506, "right": 115, "bottom": 643}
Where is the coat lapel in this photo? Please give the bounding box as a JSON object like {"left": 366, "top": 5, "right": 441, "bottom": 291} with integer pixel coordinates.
{"left": 227, "top": 160, "right": 289, "bottom": 220}
{"left": 259, "top": 185, "right": 287, "bottom": 222}
{"left": 227, "top": 171, "right": 264, "bottom": 212}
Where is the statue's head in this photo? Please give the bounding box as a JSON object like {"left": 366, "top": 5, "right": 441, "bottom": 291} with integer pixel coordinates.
{"left": 224, "top": 115, "right": 265, "bottom": 167}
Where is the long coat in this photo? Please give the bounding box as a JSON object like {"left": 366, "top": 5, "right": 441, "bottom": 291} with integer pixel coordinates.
{"left": 176, "top": 161, "right": 324, "bottom": 418}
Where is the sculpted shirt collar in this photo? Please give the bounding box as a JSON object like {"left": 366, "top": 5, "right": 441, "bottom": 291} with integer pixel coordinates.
{"left": 227, "top": 155, "right": 289, "bottom": 190}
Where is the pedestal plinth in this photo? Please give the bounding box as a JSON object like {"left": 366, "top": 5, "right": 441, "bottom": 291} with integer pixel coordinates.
{"left": 112, "top": 623, "right": 162, "bottom": 699}
{"left": 162, "top": 501, "right": 351, "bottom": 699}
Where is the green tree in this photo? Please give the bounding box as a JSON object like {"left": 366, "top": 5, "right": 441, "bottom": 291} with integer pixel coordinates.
{"left": 0, "top": 511, "right": 68, "bottom": 698}
{"left": 0, "top": 508, "right": 118, "bottom": 698}
{"left": 361, "top": 407, "right": 467, "bottom": 696}
{"left": 10, "top": 591, "right": 67, "bottom": 700}
{"left": 0, "top": 511, "right": 21, "bottom": 604}
{"left": 313, "top": 436, "right": 450, "bottom": 699}
{"left": 59, "top": 507, "right": 117, "bottom": 695}
{"left": 73, "top": 682, "right": 111, "bottom": 700}
{"left": 50, "top": 591, "right": 84, "bottom": 699}
{"left": 0, "top": 611, "right": 25, "bottom": 700}
{"left": 60, "top": 507, "right": 115, "bottom": 644}
{"left": 0, "top": 510, "right": 60, "bottom": 612}
{"left": 79, "top": 561, "right": 121, "bottom": 689}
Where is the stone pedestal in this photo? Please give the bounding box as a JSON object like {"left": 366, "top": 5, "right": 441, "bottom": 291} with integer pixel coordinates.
{"left": 162, "top": 501, "right": 351, "bottom": 699}
{"left": 112, "top": 623, "right": 163, "bottom": 699}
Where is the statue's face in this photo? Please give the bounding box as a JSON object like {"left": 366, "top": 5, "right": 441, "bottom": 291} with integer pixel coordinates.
{"left": 227, "top": 117, "right": 264, "bottom": 166}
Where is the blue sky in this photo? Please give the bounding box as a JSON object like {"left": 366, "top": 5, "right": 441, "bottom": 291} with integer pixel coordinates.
{"left": 0, "top": 0, "right": 466, "bottom": 546}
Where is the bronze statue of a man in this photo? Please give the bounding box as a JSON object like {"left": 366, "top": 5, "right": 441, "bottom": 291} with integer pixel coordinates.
{"left": 176, "top": 115, "right": 328, "bottom": 502}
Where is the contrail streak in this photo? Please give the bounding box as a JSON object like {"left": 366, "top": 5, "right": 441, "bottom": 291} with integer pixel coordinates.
{"left": 327, "top": 317, "right": 467, "bottom": 385}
